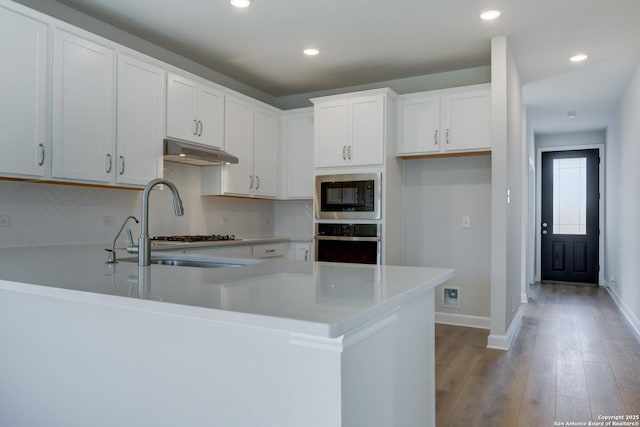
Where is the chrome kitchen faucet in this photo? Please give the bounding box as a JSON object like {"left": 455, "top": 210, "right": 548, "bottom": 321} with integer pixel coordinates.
{"left": 128, "top": 178, "right": 184, "bottom": 266}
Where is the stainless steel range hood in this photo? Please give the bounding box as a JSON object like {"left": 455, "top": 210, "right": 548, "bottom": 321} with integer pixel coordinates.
{"left": 163, "top": 138, "right": 238, "bottom": 166}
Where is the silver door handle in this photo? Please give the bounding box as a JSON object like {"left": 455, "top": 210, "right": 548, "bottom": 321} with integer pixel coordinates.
{"left": 105, "top": 154, "right": 112, "bottom": 173}
{"left": 249, "top": 175, "right": 254, "bottom": 189}
{"left": 434, "top": 129, "right": 439, "bottom": 145}
{"left": 255, "top": 175, "right": 260, "bottom": 190}
{"left": 542, "top": 230, "right": 548, "bottom": 235}
{"left": 542, "top": 222, "right": 548, "bottom": 228}
{"left": 198, "top": 120, "right": 203, "bottom": 136}
{"left": 38, "top": 143, "right": 45, "bottom": 166}
{"left": 193, "top": 119, "right": 198, "bottom": 136}
{"left": 347, "top": 145, "right": 352, "bottom": 160}
{"left": 342, "top": 146, "right": 347, "bottom": 160}
{"left": 119, "top": 155, "right": 125, "bottom": 175}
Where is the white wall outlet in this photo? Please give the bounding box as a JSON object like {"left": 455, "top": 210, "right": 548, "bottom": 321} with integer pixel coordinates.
{"left": 462, "top": 216, "right": 471, "bottom": 228}
{"left": 0, "top": 215, "right": 9, "bottom": 227}
{"left": 102, "top": 215, "right": 115, "bottom": 226}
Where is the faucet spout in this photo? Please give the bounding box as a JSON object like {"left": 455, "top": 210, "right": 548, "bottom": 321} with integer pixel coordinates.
{"left": 106, "top": 215, "right": 139, "bottom": 263}
{"left": 138, "top": 178, "right": 184, "bottom": 266}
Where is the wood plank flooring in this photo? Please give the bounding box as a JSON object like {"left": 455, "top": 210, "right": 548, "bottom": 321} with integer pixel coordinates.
{"left": 435, "top": 283, "right": 640, "bottom": 426}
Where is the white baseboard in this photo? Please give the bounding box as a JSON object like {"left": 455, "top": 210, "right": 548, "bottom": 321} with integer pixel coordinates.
{"left": 435, "top": 312, "right": 490, "bottom": 330}
{"left": 605, "top": 286, "right": 640, "bottom": 338}
{"left": 486, "top": 305, "right": 524, "bottom": 351}
{"left": 521, "top": 292, "right": 528, "bottom": 304}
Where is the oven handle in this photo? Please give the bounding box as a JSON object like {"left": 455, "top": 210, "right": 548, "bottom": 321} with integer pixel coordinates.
{"left": 315, "top": 235, "right": 380, "bottom": 242}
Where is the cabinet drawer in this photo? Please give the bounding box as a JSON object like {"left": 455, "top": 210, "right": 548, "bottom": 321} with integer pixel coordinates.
{"left": 252, "top": 243, "right": 286, "bottom": 258}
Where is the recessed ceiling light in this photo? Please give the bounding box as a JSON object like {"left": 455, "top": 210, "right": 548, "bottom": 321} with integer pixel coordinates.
{"left": 230, "top": 0, "right": 251, "bottom": 8}
{"left": 480, "top": 9, "right": 502, "bottom": 21}
{"left": 569, "top": 53, "right": 588, "bottom": 63}
{"left": 303, "top": 48, "right": 319, "bottom": 56}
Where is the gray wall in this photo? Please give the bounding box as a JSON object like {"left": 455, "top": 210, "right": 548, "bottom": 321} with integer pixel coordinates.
{"left": 403, "top": 156, "right": 492, "bottom": 321}
{"left": 605, "top": 62, "right": 640, "bottom": 334}
{"left": 536, "top": 129, "right": 606, "bottom": 148}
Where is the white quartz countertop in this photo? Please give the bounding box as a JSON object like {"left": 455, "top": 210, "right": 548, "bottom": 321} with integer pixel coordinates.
{"left": 0, "top": 244, "right": 453, "bottom": 338}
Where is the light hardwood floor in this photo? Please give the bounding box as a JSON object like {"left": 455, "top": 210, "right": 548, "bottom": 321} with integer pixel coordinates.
{"left": 435, "top": 283, "right": 640, "bottom": 427}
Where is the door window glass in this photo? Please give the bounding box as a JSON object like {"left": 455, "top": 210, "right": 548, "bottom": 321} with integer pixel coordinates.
{"left": 553, "top": 157, "right": 586, "bottom": 235}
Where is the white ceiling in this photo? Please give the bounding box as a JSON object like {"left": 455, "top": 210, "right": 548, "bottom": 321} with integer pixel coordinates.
{"left": 50, "top": 0, "right": 640, "bottom": 134}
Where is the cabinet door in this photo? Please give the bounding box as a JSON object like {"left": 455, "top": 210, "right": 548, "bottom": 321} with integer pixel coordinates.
{"left": 116, "top": 53, "right": 165, "bottom": 186}
{"left": 52, "top": 29, "right": 115, "bottom": 182}
{"left": 166, "top": 72, "right": 197, "bottom": 142}
{"left": 253, "top": 106, "right": 279, "bottom": 197}
{"left": 223, "top": 95, "right": 254, "bottom": 195}
{"left": 397, "top": 96, "right": 441, "bottom": 154}
{"left": 349, "top": 96, "right": 385, "bottom": 166}
{"left": 313, "top": 101, "right": 347, "bottom": 167}
{"left": 443, "top": 89, "right": 490, "bottom": 152}
{"left": 196, "top": 83, "right": 224, "bottom": 149}
{"left": 0, "top": 6, "right": 47, "bottom": 177}
{"left": 284, "top": 110, "right": 313, "bottom": 198}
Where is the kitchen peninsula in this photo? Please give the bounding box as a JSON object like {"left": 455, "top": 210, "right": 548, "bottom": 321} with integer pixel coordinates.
{"left": 0, "top": 244, "right": 453, "bottom": 427}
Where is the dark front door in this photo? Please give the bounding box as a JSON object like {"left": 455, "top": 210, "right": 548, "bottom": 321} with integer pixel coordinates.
{"left": 541, "top": 149, "right": 599, "bottom": 284}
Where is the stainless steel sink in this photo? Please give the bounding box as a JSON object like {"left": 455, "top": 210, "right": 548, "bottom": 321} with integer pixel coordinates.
{"left": 119, "top": 253, "right": 262, "bottom": 268}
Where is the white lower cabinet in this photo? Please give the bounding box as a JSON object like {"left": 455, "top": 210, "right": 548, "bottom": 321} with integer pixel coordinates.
{"left": 0, "top": 4, "right": 48, "bottom": 178}
{"left": 52, "top": 28, "right": 115, "bottom": 183}
{"left": 397, "top": 85, "right": 491, "bottom": 156}
{"left": 180, "top": 242, "right": 287, "bottom": 260}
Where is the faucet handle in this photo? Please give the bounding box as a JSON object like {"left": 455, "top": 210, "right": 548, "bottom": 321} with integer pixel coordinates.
{"left": 126, "top": 228, "right": 139, "bottom": 254}
{"left": 127, "top": 228, "right": 135, "bottom": 246}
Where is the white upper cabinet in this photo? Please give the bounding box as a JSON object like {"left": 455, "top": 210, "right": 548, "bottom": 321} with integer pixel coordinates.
{"left": 313, "top": 89, "right": 390, "bottom": 168}
{"left": 52, "top": 28, "right": 115, "bottom": 183}
{"left": 116, "top": 53, "right": 165, "bottom": 186}
{"left": 167, "top": 72, "right": 224, "bottom": 149}
{"left": 397, "top": 85, "right": 491, "bottom": 156}
{"left": 0, "top": 4, "right": 48, "bottom": 177}
{"left": 222, "top": 95, "right": 279, "bottom": 198}
{"left": 253, "top": 106, "right": 278, "bottom": 197}
{"left": 281, "top": 108, "right": 313, "bottom": 199}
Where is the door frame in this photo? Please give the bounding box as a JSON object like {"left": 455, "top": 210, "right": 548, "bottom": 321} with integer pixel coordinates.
{"left": 535, "top": 144, "right": 605, "bottom": 284}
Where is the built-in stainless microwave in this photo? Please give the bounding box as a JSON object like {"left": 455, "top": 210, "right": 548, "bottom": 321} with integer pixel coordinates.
{"left": 315, "top": 173, "right": 381, "bottom": 219}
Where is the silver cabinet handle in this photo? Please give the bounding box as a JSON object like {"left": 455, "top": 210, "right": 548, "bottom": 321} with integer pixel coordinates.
{"left": 255, "top": 175, "right": 260, "bottom": 190}
{"left": 304, "top": 249, "right": 309, "bottom": 261}
{"left": 347, "top": 145, "right": 352, "bottom": 160}
{"left": 119, "top": 155, "right": 125, "bottom": 175}
{"left": 249, "top": 175, "right": 254, "bottom": 189}
{"left": 38, "top": 143, "right": 45, "bottom": 166}
{"left": 105, "top": 154, "right": 112, "bottom": 173}
{"left": 197, "top": 120, "right": 203, "bottom": 136}
{"left": 342, "top": 146, "right": 347, "bottom": 160}
{"left": 446, "top": 128, "right": 450, "bottom": 144}
{"left": 193, "top": 119, "right": 198, "bottom": 135}
{"left": 265, "top": 249, "right": 276, "bottom": 253}
{"left": 434, "top": 129, "right": 439, "bottom": 145}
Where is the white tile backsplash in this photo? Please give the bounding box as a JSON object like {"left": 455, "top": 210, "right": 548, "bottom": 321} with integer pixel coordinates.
{"left": 0, "top": 162, "right": 280, "bottom": 247}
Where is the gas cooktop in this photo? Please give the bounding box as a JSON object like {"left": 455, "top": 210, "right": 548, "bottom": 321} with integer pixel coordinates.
{"left": 151, "top": 234, "right": 239, "bottom": 243}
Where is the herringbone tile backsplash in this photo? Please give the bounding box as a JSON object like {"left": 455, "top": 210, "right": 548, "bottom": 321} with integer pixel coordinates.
{"left": 0, "top": 163, "right": 279, "bottom": 247}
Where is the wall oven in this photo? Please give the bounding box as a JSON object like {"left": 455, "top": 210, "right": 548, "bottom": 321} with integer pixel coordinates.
{"left": 315, "top": 173, "right": 381, "bottom": 220}
{"left": 315, "top": 223, "right": 381, "bottom": 264}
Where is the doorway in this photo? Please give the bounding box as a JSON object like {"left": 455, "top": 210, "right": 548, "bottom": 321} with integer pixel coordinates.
{"left": 540, "top": 149, "right": 600, "bottom": 284}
